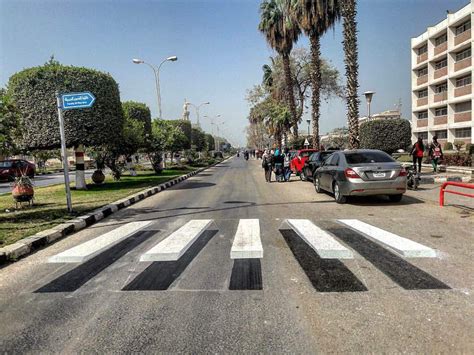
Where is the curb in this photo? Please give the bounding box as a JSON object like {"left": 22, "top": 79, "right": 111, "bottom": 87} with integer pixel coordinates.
{"left": 421, "top": 176, "right": 472, "bottom": 184}
{"left": 0, "top": 157, "right": 231, "bottom": 264}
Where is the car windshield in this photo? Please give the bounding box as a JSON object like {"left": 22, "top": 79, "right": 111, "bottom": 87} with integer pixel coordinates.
{"left": 0, "top": 161, "right": 13, "bottom": 168}
{"left": 344, "top": 151, "right": 395, "bottom": 164}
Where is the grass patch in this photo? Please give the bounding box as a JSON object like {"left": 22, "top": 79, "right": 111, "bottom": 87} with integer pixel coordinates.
{"left": 0, "top": 169, "right": 194, "bottom": 247}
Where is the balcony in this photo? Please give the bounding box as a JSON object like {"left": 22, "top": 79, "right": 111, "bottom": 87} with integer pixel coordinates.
{"left": 433, "top": 116, "right": 447, "bottom": 125}
{"left": 433, "top": 42, "right": 447, "bottom": 56}
{"left": 417, "top": 52, "right": 428, "bottom": 64}
{"left": 417, "top": 119, "right": 428, "bottom": 128}
{"left": 454, "top": 29, "right": 471, "bottom": 46}
{"left": 433, "top": 67, "right": 447, "bottom": 79}
{"left": 454, "top": 57, "right": 471, "bottom": 71}
{"left": 454, "top": 111, "right": 472, "bottom": 123}
{"left": 433, "top": 92, "right": 448, "bottom": 102}
{"left": 417, "top": 98, "right": 428, "bottom": 106}
{"left": 417, "top": 75, "right": 428, "bottom": 86}
{"left": 454, "top": 85, "right": 472, "bottom": 97}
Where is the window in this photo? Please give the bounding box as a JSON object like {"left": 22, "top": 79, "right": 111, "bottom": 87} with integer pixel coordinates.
{"left": 435, "top": 82, "right": 447, "bottom": 93}
{"left": 454, "top": 127, "right": 471, "bottom": 138}
{"left": 328, "top": 154, "right": 340, "bottom": 166}
{"left": 417, "top": 44, "right": 427, "bottom": 55}
{"left": 456, "top": 75, "right": 471, "bottom": 87}
{"left": 417, "top": 67, "right": 428, "bottom": 77}
{"left": 455, "top": 101, "right": 472, "bottom": 112}
{"left": 455, "top": 20, "right": 471, "bottom": 36}
{"left": 418, "top": 89, "right": 428, "bottom": 98}
{"left": 434, "top": 58, "right": 447, "bottom": 70}
{"left": 344, "top": 151, "right": 394, "bottom": 164}
{"left": 0, "top": 161, "right": 13, "bottom": 168}
{"left": 435, "top": 107, "right": 447, "bottom": 116}
{"left": 435, "top": 33, "right": 447, "bottom": 46}
{"left": 455, "top": 47, "right": 471, "bottom": 62}
{"left": 417, "top": 111, "right": 428, "bottom": 119}
{"left": 434, "top": 130, "right": 447, "bottom": 139}
{"left": 418, "top": 132, "right": 428, "bottom": 140}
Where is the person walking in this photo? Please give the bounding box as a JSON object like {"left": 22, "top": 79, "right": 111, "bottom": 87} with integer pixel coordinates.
{"left": 429, "top": 136, "right": 443, "bottom": 173}
{"left": 273, "top": 149, "right": 284, "bottom": 182}
{"left": 410, "top": 137, "right": 425, "bottom": 174}
{"left": 262, "top": 149, "right": 273, "bottom": 182}
{"left": 282, "top": 148, "right": 292, "bottom": 181}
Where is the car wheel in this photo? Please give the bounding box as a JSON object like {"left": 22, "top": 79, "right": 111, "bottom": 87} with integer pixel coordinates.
{"left": 300, "top": 170, "right": 306, "bottom": 181}
{"left": 333, "top": 181, "right": 347, "bottom": 204}
{"left": 388, "top": 194, "right": 403, "bottom": 202}
{"left": 314, "top": 176, "right": 322, "bottom": 193}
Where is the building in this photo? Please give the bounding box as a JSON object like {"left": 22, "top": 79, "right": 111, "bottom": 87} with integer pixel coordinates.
{"left": 359, "top": 109, "right": 402, "bottom": 125}
{"left": 411, "top": 2, "right": 473, "bottom": 147}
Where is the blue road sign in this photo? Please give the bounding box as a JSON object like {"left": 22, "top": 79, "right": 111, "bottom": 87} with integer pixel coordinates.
{"left": 61, "top": 92, "right": 96, "bottom": 110}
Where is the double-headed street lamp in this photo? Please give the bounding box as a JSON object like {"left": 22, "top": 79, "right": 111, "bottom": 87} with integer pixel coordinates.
{"left": 188, "top": 101, "right": 210, "bottom": 127}
{"left": 204, "top": 115, "right": 224, "bottom": 151}
{"left": 132, "top": 56, "right": 178, "bottom": 119}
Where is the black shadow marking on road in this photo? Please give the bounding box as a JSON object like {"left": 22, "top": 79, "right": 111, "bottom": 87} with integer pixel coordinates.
{"left": 174, "top": 182, "right": 216, "bottom": 190}
{"left": 280, "top": 229, "right": 367, "bottom": 292}
{"left": 229, "top": 259, "right": 263, "bottom": 290}
{"left": 329, "top": 227, "right": 450, "bottom": 290}
{"left": 123, "top": 230, "right": 217, "bottom": 291}
{"left": 35, "top": 230, "right": 157, "bottom": 293}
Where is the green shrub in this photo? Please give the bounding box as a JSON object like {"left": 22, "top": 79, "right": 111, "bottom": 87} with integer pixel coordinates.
{"left": 443, "top": 142, "right": 453, "bottom": 150}
{"left": 453, "top": 140, "right": 465, "bottom": 151}
{"left": 466, "top": 143, "right": 474, "bottom": 155}
{"left": 122, "top": 101, "right": 151, "bottom": 136}
{"left": 7, "top": 58, "right": 123, "bottom": 150}
{"left": 359, "top": 119, "right": 412, "bottom": 154}
{"left": 442, "top": 153, "right": 472, "bottom": 167}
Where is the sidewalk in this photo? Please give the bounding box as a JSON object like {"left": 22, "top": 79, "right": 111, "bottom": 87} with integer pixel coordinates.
{"left": 401, "top": 163, "right": 473, "bottom": 184}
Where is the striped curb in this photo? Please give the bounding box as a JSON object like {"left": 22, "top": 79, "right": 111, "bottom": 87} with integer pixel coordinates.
{"left": 0, "top": 157, "right": 232, "bottom": 264}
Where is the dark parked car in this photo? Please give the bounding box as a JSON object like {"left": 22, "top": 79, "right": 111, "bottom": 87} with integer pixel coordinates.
{"left": 313, "top": 149, "right": 407, "bottom": 204}
{"left": 300, "top": 151, "right": 335, "bottom": 181}
{"left": 0, "top": 159, "right": 36, "bottom": 181}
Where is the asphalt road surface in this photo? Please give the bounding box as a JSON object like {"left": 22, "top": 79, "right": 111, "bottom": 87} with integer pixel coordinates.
{"left": 0, "top": 170, "right": 94, "bottom": 194}
{"left": 0, "top": 157, "right": 473, "bottom": 353}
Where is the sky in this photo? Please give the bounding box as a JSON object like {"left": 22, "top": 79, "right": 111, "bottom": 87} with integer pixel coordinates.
{"left": 0, "top": 0, "right": 469, "bottom": 147}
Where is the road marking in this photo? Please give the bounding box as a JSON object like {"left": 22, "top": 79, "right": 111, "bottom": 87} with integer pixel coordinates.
{"left": 337, "top": 219, "right": 436, "bottom": 258}
{"left": 286, "top": 219, "right": 353, "bottom": 259}
{"left": 140, "top": 220, "right": 213, "bottom": 262}
{"left": 48, "top": 221, "right": 153, "bottom": 263}
{"left": 230, "top": 219, "right": 263, "bottom": 259}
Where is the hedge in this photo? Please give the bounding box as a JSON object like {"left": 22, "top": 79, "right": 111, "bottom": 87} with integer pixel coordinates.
{"left": 359, "top": 119, "right": 412, "bottom": 154}
{"left": 7, "top": 59, "right": 123, "bottom": 150}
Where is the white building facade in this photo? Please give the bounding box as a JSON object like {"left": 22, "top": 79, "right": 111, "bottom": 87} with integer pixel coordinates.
{"left": 411, "top": 2, "right": 473, "bottom": 147}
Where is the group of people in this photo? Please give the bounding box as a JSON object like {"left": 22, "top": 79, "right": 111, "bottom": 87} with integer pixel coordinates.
{"left": 261, "top": 148, "right": 292, "bottom": 183}
{"left": 410, "top": 135, "right": 443, "bottom": 173}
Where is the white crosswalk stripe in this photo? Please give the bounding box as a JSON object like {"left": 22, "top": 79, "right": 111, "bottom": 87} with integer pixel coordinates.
{"left": 286, "top": 219, "right": 354, "bottom": 259}
{"left": 140, "top": 219, "right": 213, "bottom": 262}
{"left": 230, "top": 219, "right": 263, "bottom": 259}
{"left": 48, "top": 221, "right": 154, "bottom": 263}
{"left": 337, "top": 219, "right": 437, "bottom": 258}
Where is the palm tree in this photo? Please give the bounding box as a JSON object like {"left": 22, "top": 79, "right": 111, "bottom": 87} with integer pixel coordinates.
{"left": 342, "top": 0, "right": 360, "bottom": 149}
{"left": 259, "top": 0, "right": 301, "bottom": 142}
{"left": 291, "top": 0, "right": 340, "bottom": 150}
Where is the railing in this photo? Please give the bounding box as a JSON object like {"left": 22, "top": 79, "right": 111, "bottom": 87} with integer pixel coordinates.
{"left": 439, "top": 181, "right": 474, "bottom": 206}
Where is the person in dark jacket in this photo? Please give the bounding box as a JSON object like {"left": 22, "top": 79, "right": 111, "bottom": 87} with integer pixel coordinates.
{"left": 428, "top": 136, "right": 443, "bottom": 173}
{"left": 410, "top": 137, "right": 425, "bottom": 173}
{"left": 273, "top": 149, "right": 284, "bottom": 182}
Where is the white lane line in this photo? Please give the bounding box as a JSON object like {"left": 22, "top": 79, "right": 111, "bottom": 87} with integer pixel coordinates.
{"left": 337, "top": 219, "right": 437, "bottom": 258}
{"left": 286, "top": 219, "right": 353, "bottom": 259}
{"left": 140, "top": 219, "right": 213, "bottom": 262}
{"left": 230, "top": 219, "right": 263, "bottom": 259}
{"left": 48, "top": 221, "right": 154, "bottom": 263}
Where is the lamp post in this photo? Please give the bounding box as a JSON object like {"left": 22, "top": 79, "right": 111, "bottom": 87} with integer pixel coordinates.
{"left": 188, "top": 101, "right": 210, "bottom": 127}
{"left": 204, "top": 115, "right": 221, "bottom": 151}
{"left": 212, "top": 121, "right": 226, "bottom": 152}
{"left": 363, "top": 91, "right": 375, "bottom": 121}
{"left": 132, "top": 56, "right": 178, "bottom": 119}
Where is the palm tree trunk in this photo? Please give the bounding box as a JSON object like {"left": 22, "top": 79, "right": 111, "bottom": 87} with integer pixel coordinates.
{"left": 282, "top": 53, "right": 298, "bottom": 142}
{"left": 309, "top": 32, "right": 321, "bottom": 150}
{"left": 343, "top": 0, "right": 360, "bottom": 149}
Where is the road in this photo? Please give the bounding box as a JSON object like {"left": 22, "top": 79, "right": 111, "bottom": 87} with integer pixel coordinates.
{"left": 0, "top": 157, "right": 473, "bottom": 353}
{"left": 0, "top": 170, "right": 94, "bottom": 194}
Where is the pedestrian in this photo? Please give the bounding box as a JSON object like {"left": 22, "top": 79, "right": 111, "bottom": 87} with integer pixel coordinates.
{"left": 273, "top": 149, "right": 284, "bottom": 182}
{"left": 429, "top": 135, "right": 443, "bottom": 173}
{"left": 282, "top": 147, "right": 292, "bottom": 181}
{"left": 262, "top": 149, "right": 272, "bottom": 182}
{"left": 410, "top": 137, "right": 425, "bottom": 174}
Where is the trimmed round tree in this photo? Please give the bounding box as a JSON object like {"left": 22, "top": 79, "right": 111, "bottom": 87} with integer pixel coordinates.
{"left": 7, "top": 60, "right": 123, "bottom": 188}
{"left": 359, "top": 119, "right": 412, "bottom": 154}
{"left": 122, "top": 101, "right": 152, "bottom": 137}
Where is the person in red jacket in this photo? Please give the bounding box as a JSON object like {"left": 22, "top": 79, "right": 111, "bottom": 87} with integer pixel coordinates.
{"left": 410, "top": 137, "right": 425, "bottom": 173}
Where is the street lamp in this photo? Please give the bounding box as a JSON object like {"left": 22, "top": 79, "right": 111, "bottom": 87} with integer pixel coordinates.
{"left": 132, "top": 56, "right": 178, "bottom": 119}
{"left": 188, "top": 101, "right": 210, "bottom": 127}
{"left": 363, "top": 91, "right": 375, "bottom": 121}
{"left": 204, "top": 115, "right": 221, "bottom": 150}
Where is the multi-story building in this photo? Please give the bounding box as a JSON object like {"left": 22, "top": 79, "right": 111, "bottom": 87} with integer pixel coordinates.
{"left": 359, "top": 109, "right": 402, "bottom": 125}
{"left": 411, "top": 2, "right": 473, "bottom": 147}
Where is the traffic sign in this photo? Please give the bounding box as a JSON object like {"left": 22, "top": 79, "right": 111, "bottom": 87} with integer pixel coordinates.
{"left": 304, "top": 138, "right": 310, "bottom": 146}
{"left": 61, "top": 92, "right": 95, "bottom": 110}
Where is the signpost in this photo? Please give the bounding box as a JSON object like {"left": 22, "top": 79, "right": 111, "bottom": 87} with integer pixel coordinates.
{"left": 56, "top": 91, "right": 96, "bottom": 213}
{"left": 304, "top": 138, "right": 310, "bottom": 147}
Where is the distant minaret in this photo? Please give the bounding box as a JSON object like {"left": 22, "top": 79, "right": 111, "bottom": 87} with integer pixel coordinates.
{"left": 182, "top": 99, "right": 190, "bottom": 121}
{"left": 396, "top": 98, "right": 402, "bottom": 118}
